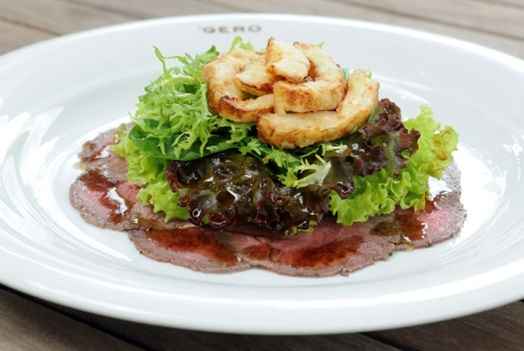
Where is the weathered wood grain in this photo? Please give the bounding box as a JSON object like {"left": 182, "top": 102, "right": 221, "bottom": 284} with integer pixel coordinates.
{"left": 0, "top": 0, "right": 132, "bottom": 34}
{"left": 0, "top": 21, "right": 53, "bottom": 54}
{"left": 24, "top": 288, "right": 524, "bottom": 351}
{"left": 197, "top": 0, "right": 524, "bottom": 58}
{"left": 342, "top": 0, "right": 524, "bottom": 40}
{"left": 41, "top": 302, "right": 404, "bottom": 351}
{"left": 0, "top": 285, "right": 401, "bottom": 351}
{"left": 473, "top": 0, "right": 524, "bottom": 10}
{"left": 371, "top": 302, "right": 524, "bottom": 351}
{"left": 67, "top": 0, "right": 232, "bottom": 17}
{"left": 0, "top": 288, "right": 144, "bottom": 351}
{"left": 3, "top": 0, "right": 524, "bottom": 59}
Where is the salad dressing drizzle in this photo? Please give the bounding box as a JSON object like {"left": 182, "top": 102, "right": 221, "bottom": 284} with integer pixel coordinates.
{"left": 79, "top": 171, "right": 129, "bottom": 223}
{"left": 144, "top": 228, "right": 238, "bottom": 266}
{"left": 371, "top": 198, "right": 439, "bottom": 243}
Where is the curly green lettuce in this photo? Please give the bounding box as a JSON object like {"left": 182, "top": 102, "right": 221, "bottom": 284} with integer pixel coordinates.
{"left": 113, "top": 128, "right": 188, "bottom": 221}
{"left": 128, "top": 46, "right": 255, "bottom": 161}
{"left": 115, "top": 41, "right": 458, "bottom": 226}
{"left": 329, "top": 106, "right": 458, "bottom": 225}
{"left": 127, "top": 42, "right": 344, "bottom": 189}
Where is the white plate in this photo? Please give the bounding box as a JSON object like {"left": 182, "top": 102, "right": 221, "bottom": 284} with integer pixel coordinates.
{"left": 0, "top": 14, "right": 523, "bottom": 335}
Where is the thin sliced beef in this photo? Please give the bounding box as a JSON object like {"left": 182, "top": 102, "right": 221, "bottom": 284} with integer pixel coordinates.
{"left": 234, "top": 221, "right": 396, "bottom": 276}
{"left": 70, "top": 170, "right": 179, "bottom": 232}
{"left": 400, "top": 191, "right": 465, "bottom": 248}
{"left": 128, "top": 228, "right": 249, "bottom": 273}
{"left": 371, "top": 164, "right": 466, "bottom": 249}
{"left": 71, "top": 128, "right": 466, "bottom": 277}
{"left": 84, "top": 153, "right": 128, "bottom": 183}
{"left": 79, "top": 127, "right": 128, "bottom": 182}
{"left": 70, "top": 170, "right": 140, "bottom": 231}
{"left": 127, "top": 185, "right": 465, "bottom": 277}
{"left": 79, "top": 128, "right": 117, "bottom": 162}
{"left": 71, "top": 128, "right": 180, "bottom": 231}
{"left": 128, "top": 221, "right": 395, "bottom": 275}
{"left": 72, "top": 127, "right": 138, "bottom": 230}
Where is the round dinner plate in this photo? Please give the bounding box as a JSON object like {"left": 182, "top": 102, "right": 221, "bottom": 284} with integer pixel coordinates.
{"left": 1, "top": 14, "right": 524, "bottom": 335}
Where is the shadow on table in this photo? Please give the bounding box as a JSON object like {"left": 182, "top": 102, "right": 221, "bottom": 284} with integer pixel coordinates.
{"left": 4, "top": 285, "right": 524, "bottom": 351}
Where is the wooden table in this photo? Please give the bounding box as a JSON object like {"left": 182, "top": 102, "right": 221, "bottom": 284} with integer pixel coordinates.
{"left": 1, "top": 1, "right": 524, "bottom": 350}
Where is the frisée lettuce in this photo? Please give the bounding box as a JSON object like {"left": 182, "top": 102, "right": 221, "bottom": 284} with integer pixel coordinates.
{"left": 113, "top": 40, "right": 458, "bottom": 226}
{"left": 330, "top": 107, "right": 458, "bottom": 225}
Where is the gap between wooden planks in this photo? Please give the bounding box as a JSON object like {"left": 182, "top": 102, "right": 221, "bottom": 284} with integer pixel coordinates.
{"left": 0, "top": 21, "right": 53, "bottom": 55}
{"left": 197, "top": 0, "right": 524, "bottom": 57}
{"left": 0, "top": 285, "right": 401, "bottom": 351}
{"left": 0, "top": 288, "right": 144, "bottom": 351}
{"left": 71, "top": 0, "right": 524, "bottom": 41}
{"left": 340, "top": 0, "right": 524, "bottom": 40}
{"left": 3, "top": 284, "right": 524, "bottom": 351}
{"left": 0, "top": 0, "right": 523, "bottom": 58}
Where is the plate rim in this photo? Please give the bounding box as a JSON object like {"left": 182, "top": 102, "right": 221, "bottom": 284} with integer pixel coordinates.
{"left": 1, "top": 13, "right": 524, "bottom": 335}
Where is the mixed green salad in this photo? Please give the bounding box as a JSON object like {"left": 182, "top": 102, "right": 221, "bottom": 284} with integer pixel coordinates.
{"left": 112, "top": 38, "right": 458, "bottom": 233}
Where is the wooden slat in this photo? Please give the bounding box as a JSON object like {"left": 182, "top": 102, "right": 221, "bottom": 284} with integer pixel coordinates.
{"left": 0, "top": 286, "right": 399, "bottom": 351}
{"left": 0, "top": 285, "right": 401, "bottom": 351}
{"left": 0, "top": 285, "right": 403, "bottom": 351}
{"left": 49, "top": 307, "right": 403, "bottom": 351}
{"left": 0, "top": 0, "right": 133, "bottom": 34}
{"left": 0, "top": 20, "right": 54, "bottom": 54}
{"left": 342, "top": 0, "right": 524, "bottom": 40}
{"left": 197, "top": 0, "right": 524, "bottom": 58}
{"left": 477, "top": 0, "right": 524, "bottom": 9}
{"left": 67, "top": 0, "right": 232, "bottom": 18}
{"left": 0, "top": 288, "right": 144, "bottom": 351}
{"left": 43, "top": 295, "right": 524, "bottom": 351}
{"left": 4, "top": 0, "right": 524, "bottom": 59}
{"left": 370, "top": 302, "right": 524, "bottom": 351}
